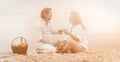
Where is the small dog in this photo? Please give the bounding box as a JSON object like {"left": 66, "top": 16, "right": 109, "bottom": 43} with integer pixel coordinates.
{"left": 55, "top": 40, "right": 71, "bottom": 53}
{"left": 55, "top": 40, "right": 85, "bottom": 53}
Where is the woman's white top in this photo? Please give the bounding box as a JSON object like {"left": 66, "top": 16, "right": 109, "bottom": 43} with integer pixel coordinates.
{"left": 69, "top": 24, "right": 88, "bottom": 50}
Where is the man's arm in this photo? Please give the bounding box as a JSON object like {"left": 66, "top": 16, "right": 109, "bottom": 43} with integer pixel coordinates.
{"left": 51, "top": 30, "right": 63, "bottom": 35}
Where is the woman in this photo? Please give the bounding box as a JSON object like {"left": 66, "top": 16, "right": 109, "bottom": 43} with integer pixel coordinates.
{"left": 56, "top": 11, "right": 88, "bottom": 53}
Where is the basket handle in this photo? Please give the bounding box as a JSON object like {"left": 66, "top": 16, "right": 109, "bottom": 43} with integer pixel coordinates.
{"left": 11, "top": 37, "right": 27, "bottom": 44}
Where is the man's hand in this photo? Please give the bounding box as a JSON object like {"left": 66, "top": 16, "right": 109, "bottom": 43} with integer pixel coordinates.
{"left": 57, "top": 29, "right": 64, "bottom": 35}
{"left": 51, "top": 29, "right": 63, "bottom": 35}
{"left": 37, "top": 39, "right": 48, "bottom": 43}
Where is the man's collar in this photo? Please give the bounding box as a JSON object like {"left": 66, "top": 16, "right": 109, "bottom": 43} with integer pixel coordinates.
{"left": 41, "top": 19, "right": 48, "bottom": 25}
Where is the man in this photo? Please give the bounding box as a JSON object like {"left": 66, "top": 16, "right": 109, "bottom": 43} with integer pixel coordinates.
{"left": 35, "top": 8, "right": 60, "bottom": 53}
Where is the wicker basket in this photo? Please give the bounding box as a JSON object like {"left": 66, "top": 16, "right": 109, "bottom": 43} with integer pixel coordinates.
{"left": 11, "top": 37, "right": 28, "bottom": 54}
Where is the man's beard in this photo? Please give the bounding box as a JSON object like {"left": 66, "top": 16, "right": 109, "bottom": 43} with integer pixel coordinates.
{"left": 48, "top": 18, "right": 51, "bottom": 20}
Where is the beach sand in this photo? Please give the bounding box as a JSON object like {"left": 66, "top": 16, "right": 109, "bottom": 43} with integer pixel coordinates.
{"left": 0, "top": 49, "right": 120, "bottom": 62}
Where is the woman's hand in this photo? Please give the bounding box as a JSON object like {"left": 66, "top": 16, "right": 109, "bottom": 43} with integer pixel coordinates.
{"left": 63, "top": 29, "right": 80, "bottom": 42}
{"left": 63, "top": 29, "right": 71, "bottom": 35}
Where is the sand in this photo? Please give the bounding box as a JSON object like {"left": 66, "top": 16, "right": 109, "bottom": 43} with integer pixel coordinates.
{"left": 0, "top": 49, "right": 120, "bottom": 62}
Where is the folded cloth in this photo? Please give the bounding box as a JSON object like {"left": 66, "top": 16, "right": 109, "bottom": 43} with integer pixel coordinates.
{"left": 36, "top": 42, "right": 57, "bottom": 53}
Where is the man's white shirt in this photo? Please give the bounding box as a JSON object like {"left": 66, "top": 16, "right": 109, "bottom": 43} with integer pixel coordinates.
{"left": 34, "top": 19, "right": 56, "bottom": 53}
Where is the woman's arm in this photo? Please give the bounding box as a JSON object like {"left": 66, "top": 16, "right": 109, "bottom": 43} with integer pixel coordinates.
{"left": 63, "top": 30, "right": 80, "bottom": 42}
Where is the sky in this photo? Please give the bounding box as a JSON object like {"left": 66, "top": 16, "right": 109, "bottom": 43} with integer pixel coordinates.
{"left": 0, "top": 0, "right": 120, "bottom": 53}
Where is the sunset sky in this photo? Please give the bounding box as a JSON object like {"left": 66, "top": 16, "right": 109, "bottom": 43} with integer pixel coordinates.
{"left": 0, "top": 0, "right": 120, "bottom": 53}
